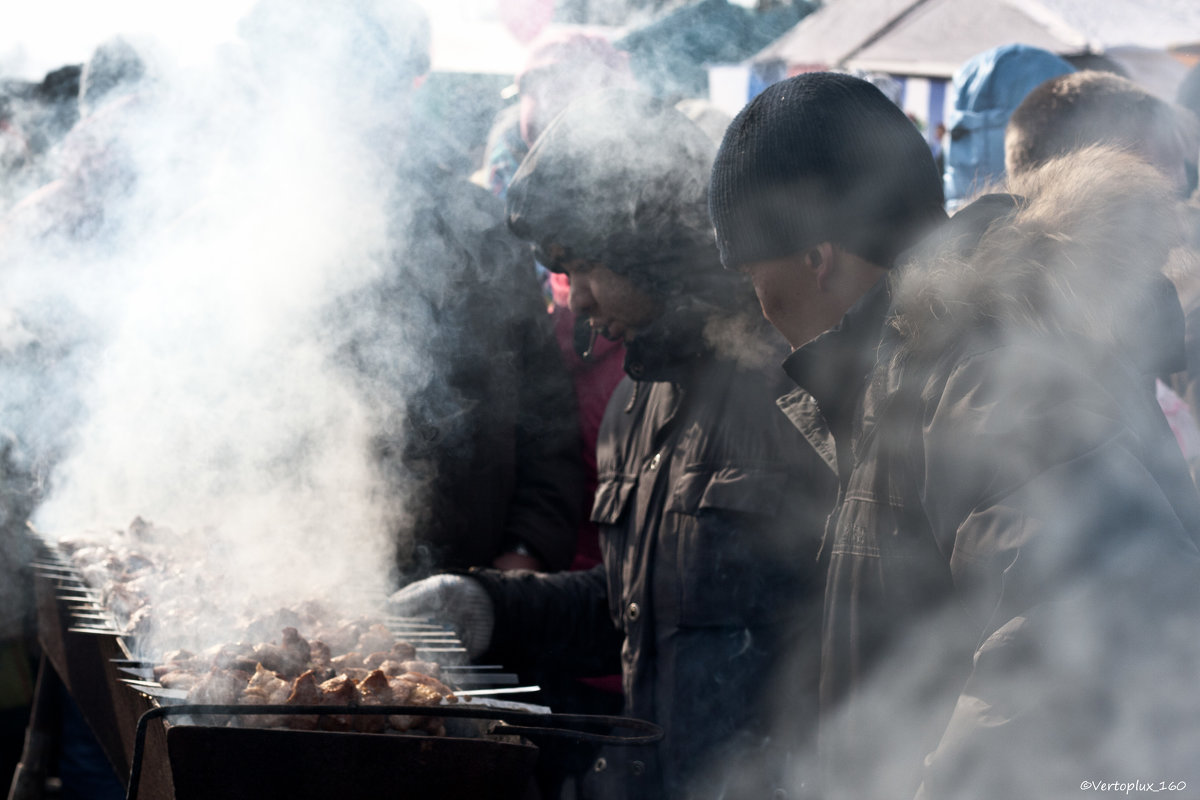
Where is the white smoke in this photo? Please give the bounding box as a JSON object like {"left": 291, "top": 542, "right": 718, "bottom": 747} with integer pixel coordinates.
{"left": 0, "top": 2, "right": 452, "bottom": 655}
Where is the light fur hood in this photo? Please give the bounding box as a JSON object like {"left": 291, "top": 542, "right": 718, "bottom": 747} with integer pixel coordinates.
{"left": 890, "top": 146, "right": 1189, "bottom": 369}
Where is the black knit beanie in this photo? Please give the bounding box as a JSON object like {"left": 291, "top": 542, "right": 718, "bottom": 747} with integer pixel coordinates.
{"left": 709, "top": 72, "right": 946, "bottom": 270}
{"left": 506, "top": 89, "right": 727, "bottom": 300}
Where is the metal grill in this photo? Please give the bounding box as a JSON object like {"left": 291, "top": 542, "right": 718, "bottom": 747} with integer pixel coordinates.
{"left": 18, "top": 532, "right": 661, "bottom": 800}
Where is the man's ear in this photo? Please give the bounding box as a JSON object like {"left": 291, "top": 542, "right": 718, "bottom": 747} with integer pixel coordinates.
{"left": 802, "top": 242, "right": 838, "bottom": 292}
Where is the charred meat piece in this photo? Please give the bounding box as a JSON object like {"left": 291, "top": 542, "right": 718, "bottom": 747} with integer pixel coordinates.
{"left": 283, "top": 670, "right": 362, "bottom": 731}
{"left": 311, "top": 619, "right": 366, "bottom": 654}
{"left": 241, "top": 607, "right": 305, "bottom": 643}
{"left": 397, "top": 671, "right": 453, "bottom": 696}
{"left": 355, "top": 669, "right": 392, "bottom": 733}
{"left": 156, "top": 670, "right": 199, "bottom": 690}
{"left": 358, "top": 669, "right": 392, "bottom": 702}
{"left": 360, "top": 642, "right": 418, "bottom": 669}
{"left": 101, "top": 582, "right": 147, "bottom": 623}
{"left": 285, "top": 670, "right": 321, "bottom": 704}
{"left": 330, "top": 651, "right": 364, "bottom": 672}
{"left": 376, "top": 659, "right": 407, "bottom": 677}
{"left": 305, "top": 639, "right": 336, "bottom": 681}
{"left": 284, "top": 670, "right": 322, "bottom": 730}
{"left": 125, "top": 605, "right": 153, "bottom": 638}
{"left": 209, "top": 643, "right": 258, "bottom": 673}
{"left": 308, "top": 639, "right": 332, "bottom": 671}
{"left": 252, "top": 627, "right": 311, "bottom": 676}
{"left": 390, "top": 641, "right": 417, "bottom": 661}
{"left": 243, "top": 664, "right": 290, "bottom": 702}
{"left": 251, "top": 643, "right": 287, "bottom": 674}
{"left": 241, "top": 665, "right": 291, "bottom": 727}
{"left": 385, "top": 676, "right": 418, "bottom": 732}
{"left": 387, "top": 671, "right": 452, "bottom": 735}
{"left": 280, "top": 627, "right": 311, "bottom": 672}
{"left": 356, "top": 624, "right": 394, "bottom": 656}
{"left": 153, "top": 655, "right": 200, "bottom": 681}
{"left": 121, "top": 551, "right": 156, "bottom": 574}
{"left": 362, "top": 651, "right": 391, "bottom": 671}
{"left": 317, "top": 674, "right": 359, "bottom": 732}
{"left": 399, "top": 659, "right": 440, "bottom": 679}
{"left": 187, "top": 667, "right": 251, "bottom": 705}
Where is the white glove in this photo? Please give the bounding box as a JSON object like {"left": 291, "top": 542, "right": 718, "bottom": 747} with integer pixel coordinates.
{"left": 388, "top": 574, "right": 494, "bottom": 659}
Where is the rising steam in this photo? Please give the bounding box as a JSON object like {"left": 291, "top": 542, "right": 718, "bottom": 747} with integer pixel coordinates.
{"left": 1, "top": 2, "right": 445, "bottom": 654}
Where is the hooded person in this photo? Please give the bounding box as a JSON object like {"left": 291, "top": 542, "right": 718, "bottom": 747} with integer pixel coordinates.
{"left": 390, "top": 89, "right": 836, "bottom": 800}
{"left": 1006, "top": 70, "right": 1200, "bottom": 200}
{"left": 2, "top": 36, "right": 163, "bottom": 247}
{"left": 477, "top": 31, "right": 637, "bottom": 584}
{"left": 480, "top": 30, "right": 635, "bottom": 200}
{"left": 709, "top": 71, "right": 1200, "bottom": 799}
{"left": 1005, "top": 69, "right": 1200, "bottom": 474}
{"left": 943, "top": 43, "right": 1074, "bottom": 210}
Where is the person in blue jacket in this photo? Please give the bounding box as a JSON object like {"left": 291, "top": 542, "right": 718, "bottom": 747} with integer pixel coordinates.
{"left": 943, "top": 43, "right": 1074, "bottom": 210}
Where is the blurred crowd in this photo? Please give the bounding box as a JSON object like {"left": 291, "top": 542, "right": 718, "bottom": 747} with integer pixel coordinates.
{"left": 2, "top": 1, "right": 1200, "bottom": 798}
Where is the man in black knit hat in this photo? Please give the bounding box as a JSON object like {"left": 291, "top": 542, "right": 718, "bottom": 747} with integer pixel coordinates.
{"left": 710, "top": 72, "right": 1200, "bottom": 799}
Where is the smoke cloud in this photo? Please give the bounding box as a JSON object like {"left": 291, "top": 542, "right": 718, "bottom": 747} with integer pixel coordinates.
{"left": 0, "top": 1, "right": 463, "bottom": 656}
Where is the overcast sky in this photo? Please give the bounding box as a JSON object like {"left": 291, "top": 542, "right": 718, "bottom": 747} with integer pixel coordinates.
{"left": 0, "top": 0, "right": 524, "bottom": 81}
{"left": 1, "top": 0, "right": 252, "bottom": 79}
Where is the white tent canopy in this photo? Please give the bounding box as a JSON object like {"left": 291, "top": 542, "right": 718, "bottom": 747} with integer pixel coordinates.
{"left": 753, "top": 0, "right": 917, "bottom": 69}
{"left": 753, "top": 0, "right": 1200, "bottom": 97}
{"left": 843, "top": 0, "right": 1088, "bottom": 77}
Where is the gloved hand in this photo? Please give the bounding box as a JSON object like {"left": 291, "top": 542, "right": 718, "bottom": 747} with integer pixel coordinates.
{"left": 388, "top": 574, "right": 494, "bottom": 659}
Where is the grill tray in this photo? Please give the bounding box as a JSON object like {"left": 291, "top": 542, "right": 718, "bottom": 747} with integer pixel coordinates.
{"left": 30, "top": 535, "right": 661, "bottom": 799}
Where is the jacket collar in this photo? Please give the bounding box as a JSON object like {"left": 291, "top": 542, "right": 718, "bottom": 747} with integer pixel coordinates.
{"left": 622, "top": 301, "right": 723, "bottom": 384}
{"left": 777, "top": 388, "right": 838, "bottom": 477}
{"left": 781, "top": 275, "right": 893, "bottom": 439}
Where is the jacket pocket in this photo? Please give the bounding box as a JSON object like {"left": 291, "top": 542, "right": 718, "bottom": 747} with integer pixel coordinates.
{"left": 666, "top": 466, "right": 789, "bottom": 517}
{"left": 591, "top": 474, "right": 637, "bottom": 525}
{"left": 668, "top": 467, "right": 798, "bottom": 627}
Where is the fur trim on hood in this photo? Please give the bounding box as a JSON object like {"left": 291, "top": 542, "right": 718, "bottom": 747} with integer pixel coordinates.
{"left": 891, "top": 146, "right": 1186, "bottom": 372}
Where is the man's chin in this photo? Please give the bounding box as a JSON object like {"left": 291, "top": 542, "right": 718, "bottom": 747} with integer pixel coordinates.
{"left": 603, "top": 324, "right": 631, "bottom": 343}
{"left": 591, "top": 320, "right": 644, "bottom": 346}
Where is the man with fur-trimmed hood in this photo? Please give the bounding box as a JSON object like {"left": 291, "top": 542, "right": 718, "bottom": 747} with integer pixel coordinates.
{"left": 1006, "top": 70, "right": 1200, "bottom": 477}
{"left": 709, "top": 72, "right": 1200, "bottom": 799}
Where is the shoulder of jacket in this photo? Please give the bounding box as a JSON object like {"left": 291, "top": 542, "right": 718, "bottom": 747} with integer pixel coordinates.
{"left": 892, "top": 147, "right": 1179, "bottom": 366}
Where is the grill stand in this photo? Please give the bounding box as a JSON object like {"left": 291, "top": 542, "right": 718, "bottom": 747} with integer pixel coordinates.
{"left": 6, "top": 655, "right": 58, "bottom": 800}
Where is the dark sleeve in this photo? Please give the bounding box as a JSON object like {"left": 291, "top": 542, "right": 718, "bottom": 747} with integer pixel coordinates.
{"left": 471, "top": 564, "right": 623, "bottom": 678}
{"left": 454, "top": 179, "right": 586, "bottom": 571}
{"left": 502, "top": 301, "right": 587, "bottom": 571}
{"left": 915, "top": 347, "right": 1200, "bottom": 797}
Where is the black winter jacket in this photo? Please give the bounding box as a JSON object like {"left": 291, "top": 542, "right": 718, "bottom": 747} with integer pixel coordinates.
{"left": 334, "top": 154, "right": 585, "bottom": 574}
{"left": 475, "top": 314, "right": 835, "bottom": 800}
{"left": 781, "top": 151, "right": 1200, "bottom": 800}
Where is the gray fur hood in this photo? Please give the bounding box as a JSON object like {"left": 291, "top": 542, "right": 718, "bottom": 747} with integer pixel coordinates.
{"left": 891, "top": 146, "right": 1188, "bottom": 377}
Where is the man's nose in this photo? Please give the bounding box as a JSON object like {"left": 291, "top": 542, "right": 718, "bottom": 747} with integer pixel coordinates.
{"left": 567, "top": 277, "right": 594, "bottom": 316}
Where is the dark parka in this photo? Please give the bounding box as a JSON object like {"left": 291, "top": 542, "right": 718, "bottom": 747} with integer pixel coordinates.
{"left": 332, "top": 141, "right": 586, "bottom": 574}
{"left": 780, "top": 149, "right": 1200, "bottom": 800}
{"left": 474, "top": 310, "right": 835, "bottom": 799}
{"left": 476, "top": 90, "right": 836, "bottom": 799}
